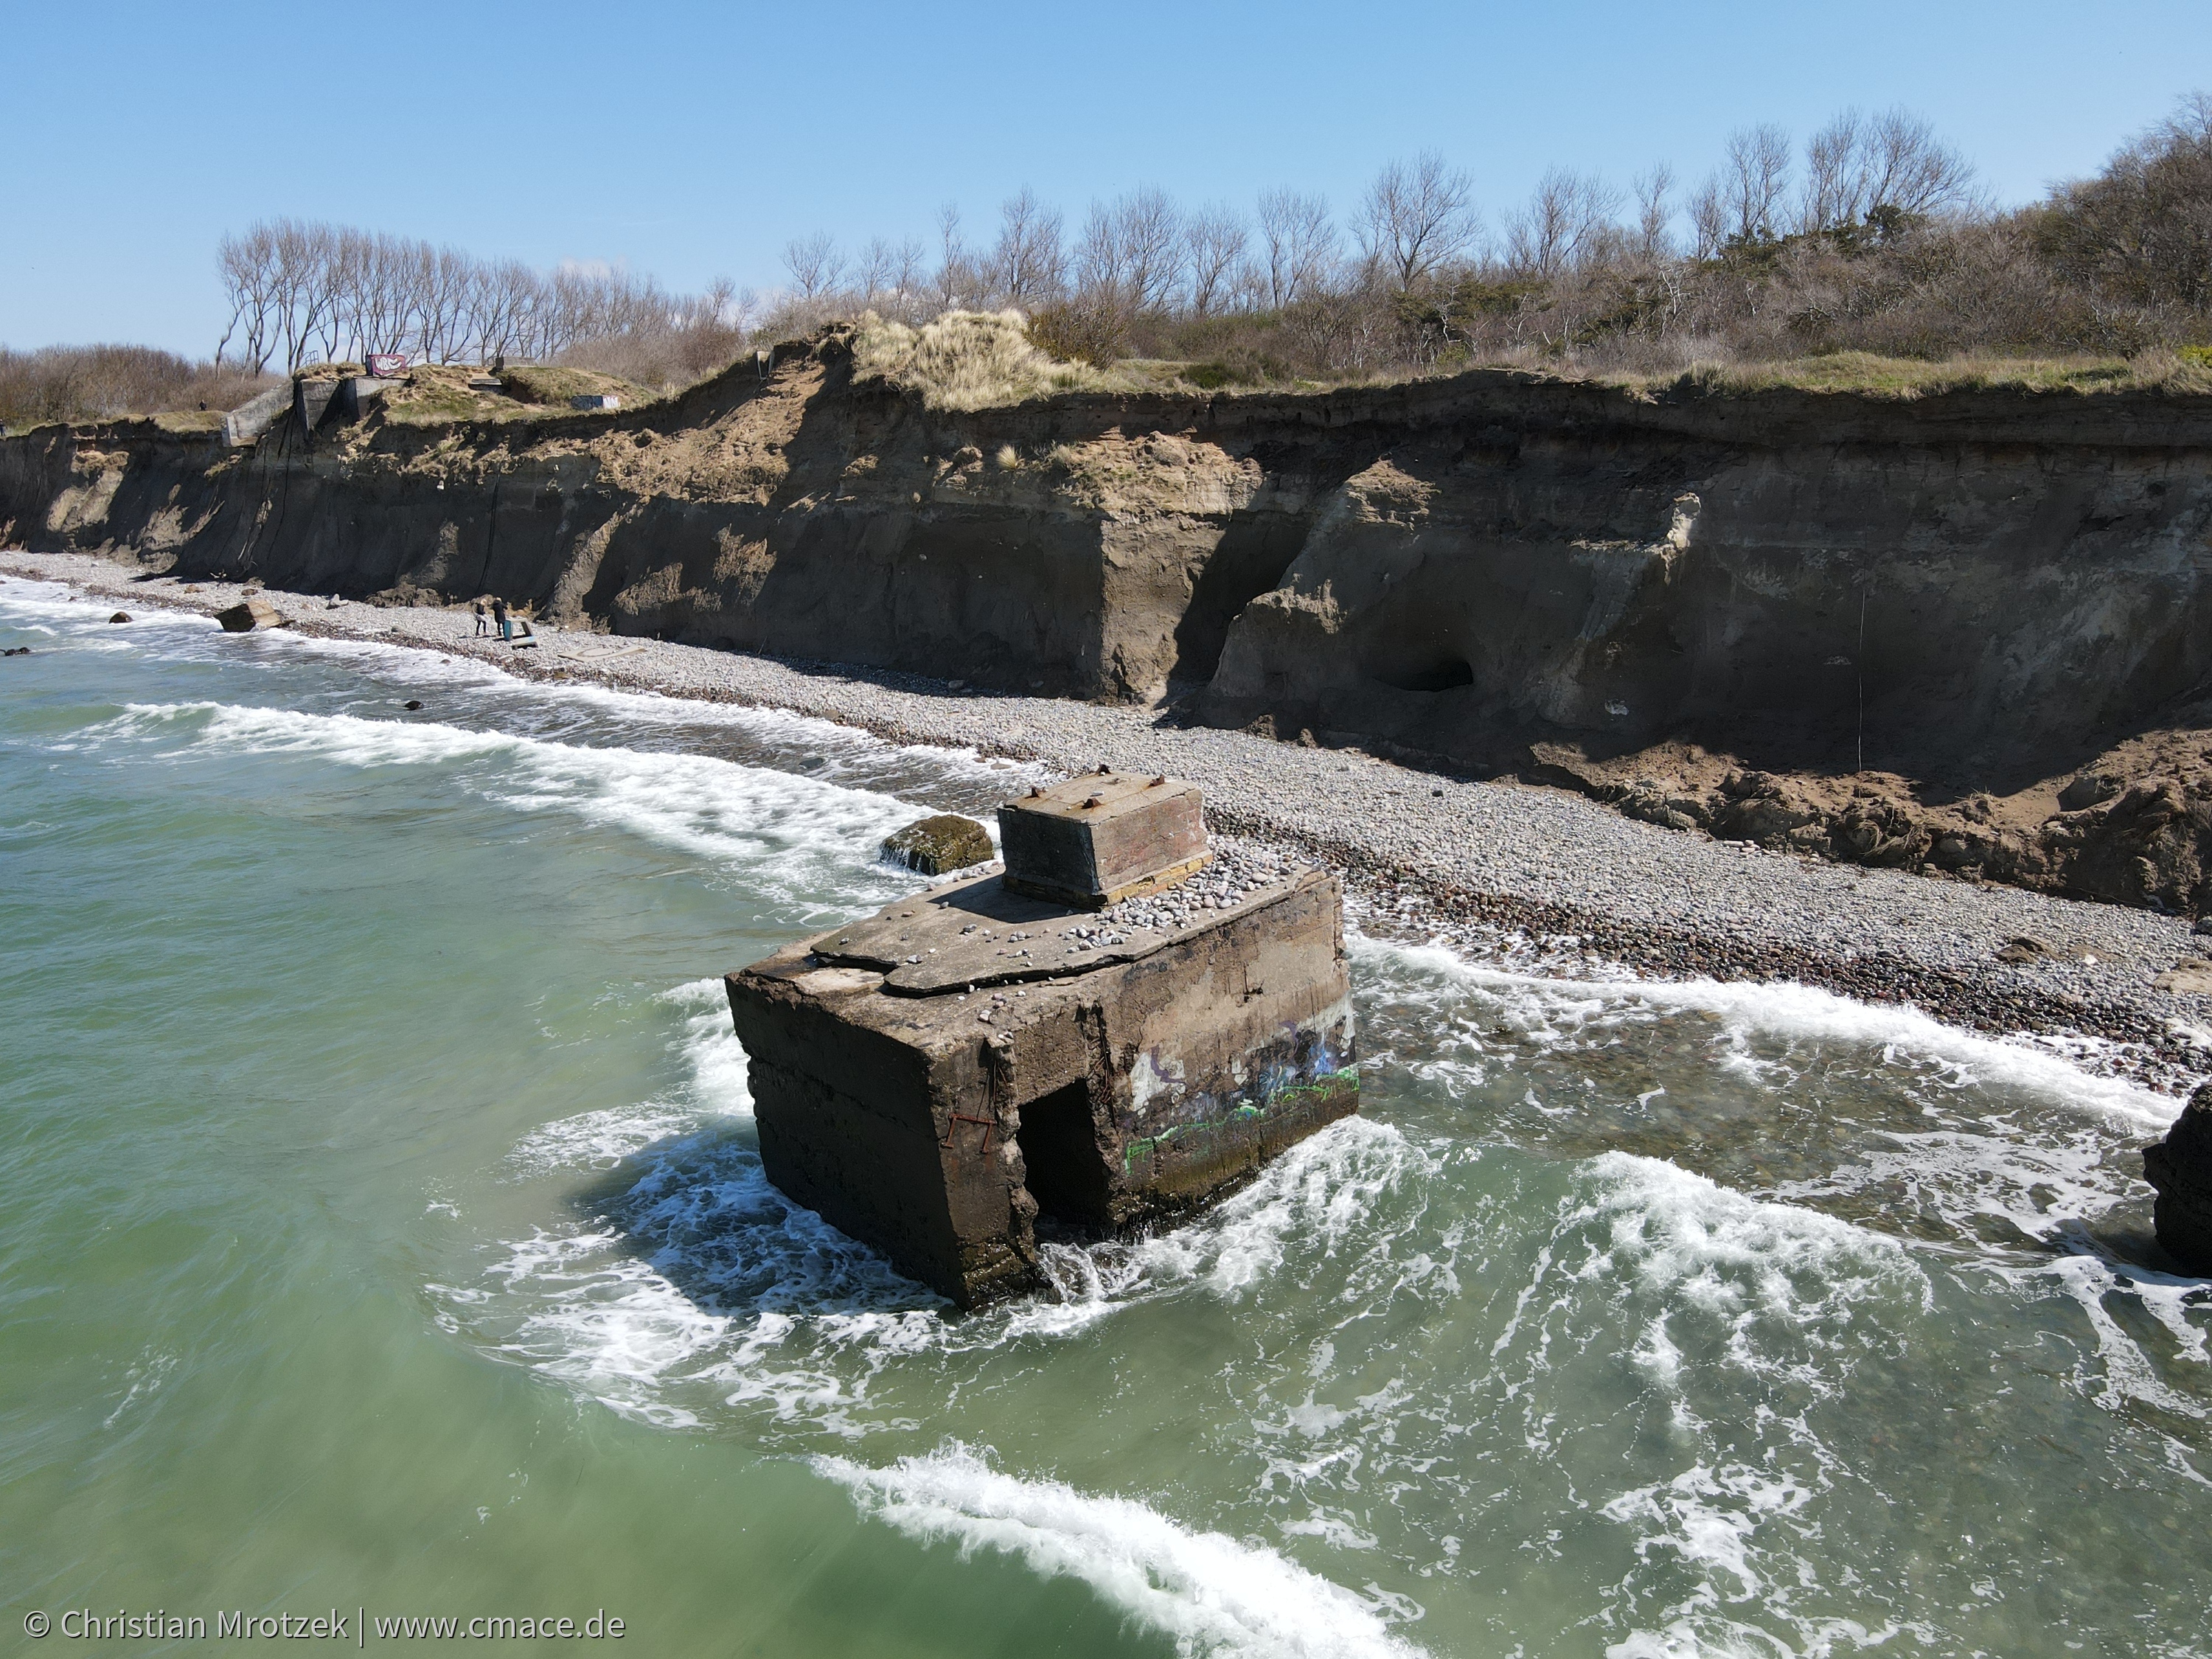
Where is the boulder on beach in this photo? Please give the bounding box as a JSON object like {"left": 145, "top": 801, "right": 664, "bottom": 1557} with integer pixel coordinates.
{"left": 215, "top": 598, "right": 285, "bottom": 633}
{"left": 108, "top": 611, "right": 131, "bottom": 624}
{"left": 880, "top": 813, "right": 994, "bottom": 876}
{"left": 2144, "top": 1082, "right": 2212, "bottom": 1273}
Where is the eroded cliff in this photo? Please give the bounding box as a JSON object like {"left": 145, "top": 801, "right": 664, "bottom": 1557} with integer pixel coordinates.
{"left": 7, "top": 328, "right": 2212, "bottom": 910}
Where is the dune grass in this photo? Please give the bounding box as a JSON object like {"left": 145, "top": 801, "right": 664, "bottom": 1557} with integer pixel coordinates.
{"left": 1631, "top": 348, "right": 2212, "bottom": 399}
{"left": 851, "top": 310, "right": 1151, "bottom": 409}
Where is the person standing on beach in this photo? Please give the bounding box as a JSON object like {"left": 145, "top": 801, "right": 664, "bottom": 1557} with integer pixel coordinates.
{"left": 492, "top": 596, "right": 509, "bottom": 641}
{"left": 474, "top": 598, "right": 490, "bottom": 636}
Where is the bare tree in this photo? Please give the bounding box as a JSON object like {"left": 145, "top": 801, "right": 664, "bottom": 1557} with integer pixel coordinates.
{"left": 1720, "top": 124, "right": 1792, "bottom": 243}
{"left": 1688, "top": 178, "right": 1727, "bottom": 259}
{"left": 1074, "top": 201, "right": 1126, "bottom": 308}
{"left": 310, "top": 228, "right": 364, "bottom": 362}
{"left": 1799, "top": 109, "right": 1866, "bottom": 233}
{"left": 1355, "top": 152, "right": 1478, "bottom": 291}
{"left": 932, "top": 203, "right": 973, "bottom": 310}
{"left": 212, "top": 213, "right": 756, "bottom": 388}
{"left": 1505, "top": 168, "right": 1621, "bottom": 278}
{"left": 783, "top": 232, "right": 844, "bottom": 300}
{"left": 354, "top": 232, "right": 425, "bottom": 358}
{"left": 414, "top": 246, "right": 476, "bottom": 362}
{"left": 1632, "top": 164, "right": 1676, "bottom": 261}
{"left": 891, "top": 236, "right": 927, "bottom": 306}
{"left": 263, "top": 218, "right": 337, "bottom": 373}
{"left": 1117, "top": 187, "right": 1184, "bottom": 312}
{"left": 1073, "top": 187, "right": 1184, "bottom": 315}
{"left": 855, "top": 236, "right": 894, "bottom": 299}
{"left": 1257, "top": 188, "right": 1338, "bottom": 307}
{"left": 215, "top": 223, "right": 280, "bottom": 371}
{"left": 1183, "top": 204, "right": 1248, "bottom": 318}
{"left": 1798, "top": 107, "right": 1977, "bottom": 236}
{"left": 1860, "top": 108, "right": 1979, "bottom": 219}
{"left": 469, "top": 258, "right": 540, "bottom": 364}
{"left": 990, "top": 187, "right": 1065, "bottom": 305}
{"left": 705, "top": 277, "right": 761, "bottom": 335}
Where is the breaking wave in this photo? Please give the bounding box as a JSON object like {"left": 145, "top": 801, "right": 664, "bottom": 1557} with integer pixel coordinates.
{"left": 815, "top": 1443, "right": 1426, "bottom": 1659}
{"left": 91, "top": 700, "right": 925, "bottom": 918}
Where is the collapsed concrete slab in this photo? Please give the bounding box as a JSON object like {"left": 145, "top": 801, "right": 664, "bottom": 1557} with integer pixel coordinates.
{"left": 880, "top": 813, "right": 994, "bottom": 876}
{"left": 726, "top": 781, "right": 1357, "bottom": 1307}
{"left": 215, "top": 597, "right": 285, "bottom": 632}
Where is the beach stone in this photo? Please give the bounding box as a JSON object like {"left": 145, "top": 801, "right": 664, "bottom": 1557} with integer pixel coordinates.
{"left": 2061, "top": 773, "right": 2123, "bottom": 812}
{"left": 2145, "top": 1082, "right": 2212, "bottom": 1273}
{"left": 108, "top": 611, "right": 131, "bottom": 623}
{"left": 215, "top": 598, "right": 285, "bottom": 633}
{"left": 881, "top": 813, "right": 993, "bottom": 875}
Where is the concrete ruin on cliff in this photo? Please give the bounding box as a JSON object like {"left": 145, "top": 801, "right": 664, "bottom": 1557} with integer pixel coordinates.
{"left": 725, "top": 773, "right": 1358, "bottom": 1307}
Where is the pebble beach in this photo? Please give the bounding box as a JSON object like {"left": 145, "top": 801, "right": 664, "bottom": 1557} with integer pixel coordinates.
{"left": 8, "top": 547, "right": 2207, "bottom": 1094}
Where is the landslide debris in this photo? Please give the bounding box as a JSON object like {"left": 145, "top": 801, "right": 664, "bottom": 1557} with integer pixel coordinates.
{"left": 1531, "top": 727, "right": 2212, "bottom": 914}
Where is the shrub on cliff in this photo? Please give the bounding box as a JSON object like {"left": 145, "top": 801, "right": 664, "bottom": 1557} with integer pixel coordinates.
{"left": 0, "top": 345, "right": 276, "bottom": 428}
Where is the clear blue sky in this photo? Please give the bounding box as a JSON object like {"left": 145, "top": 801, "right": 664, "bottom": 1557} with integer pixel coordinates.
{"left": 8, "top": 0, "right": 2210, "bottom": 355}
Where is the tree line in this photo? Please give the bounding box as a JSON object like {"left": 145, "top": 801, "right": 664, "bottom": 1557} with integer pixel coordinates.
{"left": 212, "top": 220, "right": 758, "bottom": 376}
{"left": 12, "top": 94, "right": 2210, "bottom": 429}
{"left": 760, "top": 106, "right": 1980, "bottom": 342}
{"left": 208, "top": 92, "right": 2212, "bottom": 392}
{"left": 765, "top": 97, "right": 2209, "bottom": 379}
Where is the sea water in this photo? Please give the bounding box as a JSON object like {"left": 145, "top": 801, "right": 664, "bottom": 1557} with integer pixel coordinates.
{"left": 2, "top": 578, "right": 2206, "bottom": 1658}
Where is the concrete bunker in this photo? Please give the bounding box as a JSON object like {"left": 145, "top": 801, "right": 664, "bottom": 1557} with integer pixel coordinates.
{"left": 725, "top": 771, "right": 1358, "bottom": 1307}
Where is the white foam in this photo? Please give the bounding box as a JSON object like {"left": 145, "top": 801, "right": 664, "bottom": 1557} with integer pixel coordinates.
{"left": 506, "top": 1105, "right": 701, "bottom": 1177}
{"left": 1998, "top": 1252, "right": 2209, "bottom": 1418}
{"left": 1356, "top": 938, "right": 2179, "bottom": 1130}
{"left": 1120, "top": 1116, "right": 1435, "bottom": 1303}
{"left": 92, "top": 700, "right": 924, "bottom": 914}
{"left": 1583, "top": 1152, "right": 1927, "bottom": 1314}
{"left": 815, "top": 1443, "right": 1425, "bottom": 1659}
{"left": 1601, "top": 1461, "right": 1813, "bottom": 1604}
{"left": 440, "top": 975, "right": 942, "bottom": 1433}
{"left": 24, "top": 578, "right": 1046, "bottom": 796}
{"left": 1768, "top": 1119, "right": 2134, "bottom": 1251}
{"left": 661, "top": 978, "right": 754, "bottom": 1117}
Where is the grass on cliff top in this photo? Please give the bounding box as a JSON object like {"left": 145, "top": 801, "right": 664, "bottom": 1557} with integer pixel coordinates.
{"left": 496, "top": 364, "right": 654, "bottom": 408}
{"left": 377, "top": 363, "right": 653, "bottom": 426}
{"left": 846, "top": 313, "right": 2212, "bottom": 408}
{"left": 1634, "top": 347, "right": 2212, "bottom": 399}
{"left": 852, "top": 310, "right": 1152, "bottom": 409}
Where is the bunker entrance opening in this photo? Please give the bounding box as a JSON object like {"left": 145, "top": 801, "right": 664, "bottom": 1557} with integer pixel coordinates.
{"left": 1015, "top": 1081, "right": 1113, "bottom": 1234}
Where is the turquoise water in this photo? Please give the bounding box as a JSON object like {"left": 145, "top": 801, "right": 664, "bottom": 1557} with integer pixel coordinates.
{"left": 2, "top": 577, "right": 2208, "bottom": 1657}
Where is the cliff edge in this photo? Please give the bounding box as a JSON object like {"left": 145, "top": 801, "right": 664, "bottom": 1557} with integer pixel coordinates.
{"left": 7, "top": 326, "right": 2212, "bottom": 912}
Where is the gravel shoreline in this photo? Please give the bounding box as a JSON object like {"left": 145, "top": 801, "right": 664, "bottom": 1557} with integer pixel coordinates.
{"left": 7, "top": 548, "right": 2208, "bottom": 1096}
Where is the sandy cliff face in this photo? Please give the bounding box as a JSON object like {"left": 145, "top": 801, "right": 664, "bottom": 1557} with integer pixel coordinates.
{"left": 7, "top": 332, "right": 2212, "bottom": 908}
{"left": 1203, "top": 407, "right": 2212, "bottom": 778}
